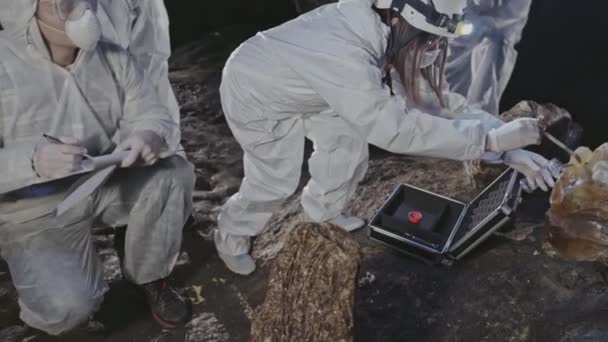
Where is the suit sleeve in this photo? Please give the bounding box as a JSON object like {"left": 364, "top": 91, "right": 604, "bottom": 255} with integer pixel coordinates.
{"left": 284, "top": 44, "right": 494, "bottom": 160}
{"left": 118, "top": 54, "right": 180, "bottom": 153}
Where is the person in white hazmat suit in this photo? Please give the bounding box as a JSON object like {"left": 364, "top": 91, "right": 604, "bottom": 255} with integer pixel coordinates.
{"left": 445, "top": 0, "right": 533, "bottom": 114}
{"left": 214, "top": 0, "right": 559, "bottom": 275}
{"left": 0, "top": 0, "right": 195, "bottom": 335}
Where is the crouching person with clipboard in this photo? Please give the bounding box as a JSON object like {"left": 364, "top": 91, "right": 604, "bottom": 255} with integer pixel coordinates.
{"left": 0, "top": 0, "right": 195, "bottom": 335}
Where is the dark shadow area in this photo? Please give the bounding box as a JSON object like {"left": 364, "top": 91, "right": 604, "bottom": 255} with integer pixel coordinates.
{"left": 502, "top": 0, "right": 608, "bottom": 149}
{"left": 164, "top": 0, "right": 298, "bottom": 49}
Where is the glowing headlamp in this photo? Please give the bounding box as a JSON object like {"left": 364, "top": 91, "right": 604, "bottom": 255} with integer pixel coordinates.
{"left": 454, "top": 21, "right": 474, "bottom": 36}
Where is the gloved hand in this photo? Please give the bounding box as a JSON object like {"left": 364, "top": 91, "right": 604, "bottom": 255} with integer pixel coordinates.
{"left": 485, "top": 118, "right": 542, "bottom": 152}
{"left": 32, "top": 137, "right": 87, "bottom": 179}
{"left": 503, "top": 149, "right": 559, "bottom": 192}
{"left": 118, "top": 130, "right": 164, "bottom": 167}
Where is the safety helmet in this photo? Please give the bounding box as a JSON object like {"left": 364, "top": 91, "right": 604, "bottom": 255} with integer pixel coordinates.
{"left": 374, "top": 0, "right": 474, "bottom": 38}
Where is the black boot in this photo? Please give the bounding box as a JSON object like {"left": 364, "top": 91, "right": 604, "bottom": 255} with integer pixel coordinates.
{"left": 141, "top": 279, "right": 191, "bottom": 328}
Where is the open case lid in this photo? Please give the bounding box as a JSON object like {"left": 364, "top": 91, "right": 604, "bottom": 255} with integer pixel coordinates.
{"left": 446, "top": 168, "right": 522, "bottom": 257}
{"left": 368, "top": 181, "right": 467, "bottom": 255}
{"left": 368, "top": 167, "right": 523, "bottom": 264}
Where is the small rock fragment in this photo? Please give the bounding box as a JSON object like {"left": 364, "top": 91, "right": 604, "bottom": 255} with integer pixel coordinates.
{"left": 176, "top": 252, "right": 191, "bottom": 266}
{"left": 185, "top": 313, "right": 230, "bottom": 342}
{"left": 189, "top": 285, "right": 205, "bottom": 305}
{"left": 358, "top": 272, "right": 376, "bottom": 287}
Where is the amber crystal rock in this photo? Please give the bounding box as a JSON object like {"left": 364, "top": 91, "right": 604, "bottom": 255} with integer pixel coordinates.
{"left": 544, "top": 144, "right": 608, "bottom": 261}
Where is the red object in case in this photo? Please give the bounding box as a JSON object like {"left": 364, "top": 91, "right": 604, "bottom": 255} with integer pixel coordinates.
{"left": 408, "top": 211, "right": 423, "bottom": 224}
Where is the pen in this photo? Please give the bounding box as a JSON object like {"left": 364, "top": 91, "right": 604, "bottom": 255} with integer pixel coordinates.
{"left": 42, "top": 133, "right": 66, "bottom": 144}
{"left": 42, "top": 133, "right": 92, "bottom": 159}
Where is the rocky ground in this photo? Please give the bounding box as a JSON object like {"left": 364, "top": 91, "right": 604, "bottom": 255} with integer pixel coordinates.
{"left": 1, "top": 29, "right": 608, "bottom": 342}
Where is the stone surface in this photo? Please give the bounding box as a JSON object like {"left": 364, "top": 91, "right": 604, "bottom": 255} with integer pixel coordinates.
{"left": 545, "top": 144, "right": 608, "bottom": 262}
{"left": 185, "top": 313, "right": 230, "bottom": 342}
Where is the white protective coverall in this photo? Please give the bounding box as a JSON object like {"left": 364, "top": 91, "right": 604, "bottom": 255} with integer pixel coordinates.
{"left": 0, "top": 1, "right": 180, "bottom": 126}
{"left": 446, "top": 0, "right": 533, "bottom": 115}
{"left": 216, "top": 0, "right": 505, "bottom": 255}
{"left": 96, "top": 0, "right": 182, "bottom": 141}
{"left": 0, "top": 1, "right": 194, "bottom": 335}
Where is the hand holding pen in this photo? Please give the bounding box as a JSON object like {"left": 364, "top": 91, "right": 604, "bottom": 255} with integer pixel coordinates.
{"left": 42, "top": 134, "right": 93, "bottom": 158}
{"left": 32, "top": 134, "right": 88, "bottom": 179}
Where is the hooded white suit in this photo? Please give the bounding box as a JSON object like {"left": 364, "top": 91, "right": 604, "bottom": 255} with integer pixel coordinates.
{"left": 216, "top": 0, "right": 506, "bottom": 255}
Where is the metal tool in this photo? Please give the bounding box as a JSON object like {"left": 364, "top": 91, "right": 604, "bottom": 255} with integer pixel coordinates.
{"left": 543, "top": 132, "right": 582, "bottom": 163}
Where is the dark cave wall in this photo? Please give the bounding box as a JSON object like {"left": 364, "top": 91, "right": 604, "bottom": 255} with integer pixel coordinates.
{"left": 501, "top": 0, "right": 608, "bottom": 149}
{"left": 167, "top": 0, "right": 606, "bottom": 148}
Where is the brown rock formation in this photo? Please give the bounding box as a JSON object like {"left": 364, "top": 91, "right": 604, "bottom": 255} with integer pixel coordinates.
{"left": 544, "top": 144, "right": 608, "bottom": 261}
{"left": 251, "top": 222, "right": 360, "bottom": 342}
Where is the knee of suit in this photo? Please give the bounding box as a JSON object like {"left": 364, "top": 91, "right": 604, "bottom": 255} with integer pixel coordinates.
{"left": 24, "top": 286, "right": 103, "bottom": 336}
{"left": 240, "top": 172, "right": 301, "bottom": 205}
{"left": 151, "top": 156, "right": 196, "bottom": 195}
{"left": 333, "top": 132, "right": 369, "bottom": 159}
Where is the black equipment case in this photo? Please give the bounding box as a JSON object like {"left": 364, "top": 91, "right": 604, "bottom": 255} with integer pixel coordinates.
{"left": 368, "top": 169, "right": 523, "bottom": 265}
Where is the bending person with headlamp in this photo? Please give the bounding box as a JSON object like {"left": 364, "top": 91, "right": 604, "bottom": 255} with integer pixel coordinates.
{"left": 214, "top": 0, "right": 558, "bottom": 276}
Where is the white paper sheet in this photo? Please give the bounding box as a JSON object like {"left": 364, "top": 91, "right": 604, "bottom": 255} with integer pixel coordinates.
{"left": 55, "top": 150, "right": 179, "bottom": 216}
{"left": 56, "top": 165, "right": 117, "bottom": 216}
{"left": 54, "top": 151, "right": 130, "bottom": 216}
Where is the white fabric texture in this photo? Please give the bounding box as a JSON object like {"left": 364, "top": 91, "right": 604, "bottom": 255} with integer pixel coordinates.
{"left": 216, "top": 0, "right": 507, "bottom": 255}
{"left": 0, "top": 0, "right": 192, "bottom": 335}
{"left": 96, "top": 0, "right": 181, "bottom": 139}
{"left": 486, "top": 117, "right": 541, "bottom": 152}
{"left": 214, "top": 230, "right": 256, "bottom": 275}
{"left": 328, "top": 214, "right": 367, "bottom": 232}
{"left": 446, "top": 0, "right": 533, "bottom": 114}
{"left": 64, "top": 6, "right": 101, "bottom": 51}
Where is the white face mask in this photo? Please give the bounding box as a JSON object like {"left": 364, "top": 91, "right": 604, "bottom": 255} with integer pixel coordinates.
{"left": 64, "top": 2, "right": 101, "bottom": 51}
{"left": 419, "top": 49, "right": 441, "bottom": 69}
